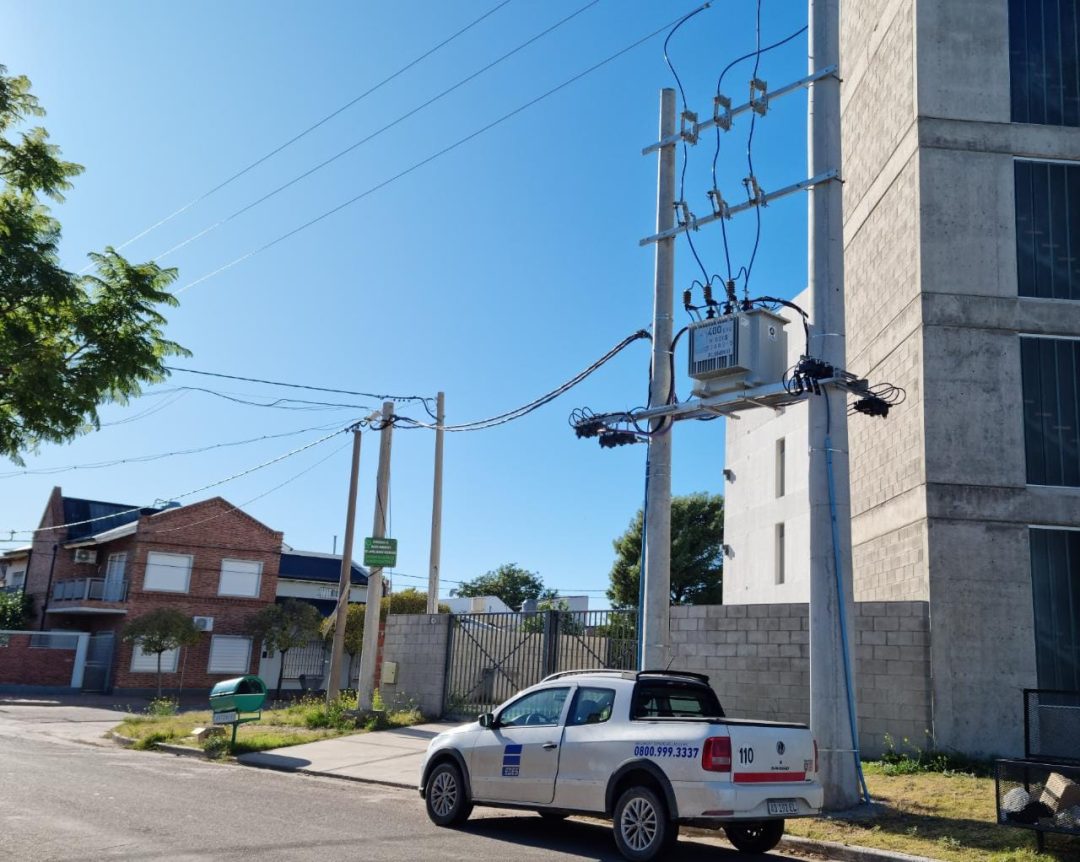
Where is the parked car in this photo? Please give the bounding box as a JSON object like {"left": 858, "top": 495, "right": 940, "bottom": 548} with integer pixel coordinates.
{"left": 419, "top": 669, "right": 822, "bottom": 860}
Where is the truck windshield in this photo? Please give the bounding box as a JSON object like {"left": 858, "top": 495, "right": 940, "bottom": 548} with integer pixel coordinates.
{"left": 631, "top": 682, "right": 724, "bottom": 719}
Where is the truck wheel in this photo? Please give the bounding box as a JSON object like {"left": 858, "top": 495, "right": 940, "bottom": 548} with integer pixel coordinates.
{"left": 425, "top": 761, "right": 473, "bottom": 827}
{"left": 612, "top": 785, "right": 671, "bottom": 861}
{"left": 724, "top": 819, "right": 784, "bottom": 853}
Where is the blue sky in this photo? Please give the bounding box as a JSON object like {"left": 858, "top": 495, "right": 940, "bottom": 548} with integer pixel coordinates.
{"left": 0, "top": 0, "right": 809, "bottom": 605}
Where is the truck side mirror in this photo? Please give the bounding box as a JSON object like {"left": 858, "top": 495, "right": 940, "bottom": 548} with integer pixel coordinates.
{"left": 478, "top": 712, "right": 496, "bottom": 728}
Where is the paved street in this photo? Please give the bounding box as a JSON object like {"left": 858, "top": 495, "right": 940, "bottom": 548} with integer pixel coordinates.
{"left": 0, "top": 700, "right": 813, "bottom": 862}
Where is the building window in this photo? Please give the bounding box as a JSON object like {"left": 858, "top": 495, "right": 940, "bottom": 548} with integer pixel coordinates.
{"left": 1010, "top": 0, "right": 1080, "bottom": 126}
{"left": 208, "top": 635, "right": 252, "bottom": 674}
{"left": 775, "top": 437, "right": 786, "bottom": 498}
{"left": 1015, "top": 160, "right": 1080, "bottom": 300}
{"left": 131, "top": 643, "right": 179, "bottom": 673}
{"left": 103, "top": 553, "right": 127, "bottom": 601}
{"left": 143, "top": 552, "right": 193, "bottom": 593}
{"left": 775, "top": 523, "right": 786, "bottom": 585}
{"left": 1021, "top": 336, "right": 1080, "bottom": 486}
{"left": 1030, "top": 527, "right": 1080, "bottom": 689}
{"left": 218, "top": 559, "right": 262, "bottom": 598}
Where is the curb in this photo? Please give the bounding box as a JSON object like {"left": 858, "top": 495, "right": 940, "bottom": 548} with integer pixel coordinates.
{"left": 153, "top": 742, "right": 209, "bottom": 759}
{"left": 107, "top": 731, "right": 135, "bottom": 747}
{"left": 776, "top": 835, "right": 938, "bottom": 862}
{"left": 237, "top": 757, "right": 415, "bottom": 791}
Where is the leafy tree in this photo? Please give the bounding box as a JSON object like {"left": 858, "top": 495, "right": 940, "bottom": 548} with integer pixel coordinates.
{"left": 0, "top": 66, "right": 188, "bottom": 462}
{"left": 521, "top": 597, "right": 585, "bottom": 635}
{"left": 320, "top": 589, "right": 449, "bottom": 657}
{"left": 122, "top": 608, "right": 200, "bottom": 697}
{"left": 607, "top": 492, "right": 725, "bottom": 609}
{"left": 247, "top": 599, "right": 323, "bottom": 700}
{"left": 451, "top": 563, "right": 550, "bottom": 611}
{"left": 0, "top": 591, "right": 32, "bottom": 629}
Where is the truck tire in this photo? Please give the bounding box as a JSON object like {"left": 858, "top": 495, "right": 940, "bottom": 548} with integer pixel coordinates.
{"left": 424, "top": 761, "right": 473, "bottom": 827}
{"left": 724, "top": 819, "right": 784, "bottom": 853}
{"left": 612, "top": 785, "right": 671, "bottom": 861}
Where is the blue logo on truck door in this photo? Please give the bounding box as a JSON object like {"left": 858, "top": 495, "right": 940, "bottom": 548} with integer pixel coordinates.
{"left": 502, "top": 744, "right": 523, "bottom": 777}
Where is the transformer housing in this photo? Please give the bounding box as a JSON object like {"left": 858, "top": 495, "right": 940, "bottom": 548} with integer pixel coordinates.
{"left": 687, "top": 308, "right": 789, "bottom": 397}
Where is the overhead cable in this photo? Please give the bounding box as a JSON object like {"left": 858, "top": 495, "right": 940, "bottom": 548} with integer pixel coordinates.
{"left": 163, "top": 366, "right": 434, "bottom": 405}
{"left": 173, "top": 3, "right": 711, "bottom": 295}
{"left": 97, "top": 0, "right": 517, "bottom": 262}
{"left": 151, "top": 0, "right": 601, "bottom": 263}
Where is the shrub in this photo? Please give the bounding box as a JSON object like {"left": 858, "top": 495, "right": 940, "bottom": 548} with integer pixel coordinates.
{"left": 876, "top": 733, "right": 993, "bottom": 777}
{"left": 202, "top": 735, "right": 230, "bottom": 759}
{"left": 145, "top": 697, "right": 179, "bottom": 717}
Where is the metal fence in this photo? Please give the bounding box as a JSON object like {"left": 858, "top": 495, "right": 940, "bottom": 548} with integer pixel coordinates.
{"left": 443, "top": 609, "right": 637, "bottom": 719}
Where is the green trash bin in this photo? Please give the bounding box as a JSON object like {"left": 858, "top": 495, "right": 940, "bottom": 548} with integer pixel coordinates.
{"left": 209, "top": 675, "right": 267, "bottom": 714}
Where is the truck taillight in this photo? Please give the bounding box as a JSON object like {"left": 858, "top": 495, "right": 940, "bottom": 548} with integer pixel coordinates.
{"left": 702, "top": 737, "right": 731, "bottom": 773}
{"left": 814, "top": 739, "right": 819, "bottom": 773}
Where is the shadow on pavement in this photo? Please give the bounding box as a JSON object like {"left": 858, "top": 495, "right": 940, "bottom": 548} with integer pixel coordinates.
{"left": 239, "top": 753, "right": 313, "bottom": 771}
{"left": 461, "top": 814, "right": 784, "bottom": 861}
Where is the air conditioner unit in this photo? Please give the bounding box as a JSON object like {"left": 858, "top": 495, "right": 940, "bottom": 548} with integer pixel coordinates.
{"left": 193, "top": 616, "right": 214, "bottom": 632}
{"left": 687, "top": 308, "right": 789, "bottom": 398}
{"left": 72, "top": 549, "right": 97, "bottom": 565}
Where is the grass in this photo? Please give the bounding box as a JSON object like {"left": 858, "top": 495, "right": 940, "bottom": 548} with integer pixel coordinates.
{"left": 784, "top": 763, "right": 1080, "bottom": 862}
{"left": 114, "top": 692, "right": 424, "bottom": 756}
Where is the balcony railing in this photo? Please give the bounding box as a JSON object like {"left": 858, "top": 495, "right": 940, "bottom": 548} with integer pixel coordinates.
{"left": 51, "top": 578, "right": 128, "bottom": 603}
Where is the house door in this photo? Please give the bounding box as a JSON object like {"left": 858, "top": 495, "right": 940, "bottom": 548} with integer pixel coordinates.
{"left": 82, "top": 633, "right": 115, "bottom": 692}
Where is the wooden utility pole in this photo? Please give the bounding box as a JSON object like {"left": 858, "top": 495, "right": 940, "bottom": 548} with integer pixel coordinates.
{"left": 357, "top": 402, "right": 393, "bottom": 711}
{"left": 326, "top": 425, "right": 361, "bottom": 701}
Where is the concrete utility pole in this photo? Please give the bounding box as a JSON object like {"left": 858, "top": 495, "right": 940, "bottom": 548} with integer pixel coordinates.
{"left": 807, "top": 0, "right": 861, "bottom": 809}
{"left": 641, "top": 88, "right": 676, "bottom": 671}
{"left": 326, "top": 426, "right": 361, "bottom": 701}
{"left": 357, "top": 401, "right": 394, "bottom": 711}
{"left": 426, "top": 392, "right": 445, "bottom": 614}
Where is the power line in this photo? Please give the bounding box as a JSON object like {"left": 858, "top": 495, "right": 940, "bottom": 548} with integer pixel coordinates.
{"left": 7, "top": 425, "right": 352, "bottom": 537}
{"left": 173, "top": 4, "right": 710, "bottom": 295}
{"left": 145, "top": 386, "right": 373, "bottom": 412}
{"left": 163, "top": 365, "right": 434, "bottom": 405}
{"left": 96, "top": 0, "right": 517, "bottom": 262}
{"left": 0, "top": 422, "right": 343, "bottom": 479}
{"left": 387, "top": 329, "right": 650, "bottom": 432}
{"left": 151, "top": 0, "right": 601, "bottom": 263}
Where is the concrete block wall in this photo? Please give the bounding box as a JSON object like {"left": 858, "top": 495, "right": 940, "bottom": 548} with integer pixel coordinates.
{"left": 669, "top": 601, "right": 933, "bottom": 758}
{"left": 379, "top": 614, "right": 449, "bottom": 718}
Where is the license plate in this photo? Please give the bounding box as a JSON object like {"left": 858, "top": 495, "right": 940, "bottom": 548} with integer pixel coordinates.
{"left": 767, "top": 799, "right": 799, "bottom": 816}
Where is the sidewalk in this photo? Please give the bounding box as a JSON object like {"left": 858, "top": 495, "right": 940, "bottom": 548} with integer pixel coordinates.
{"left": 237, "top": 721, "right": 451, "bottom": 788}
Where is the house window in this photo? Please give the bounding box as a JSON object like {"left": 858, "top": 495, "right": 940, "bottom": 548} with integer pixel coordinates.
{"left": 8, "top": 568, "right": 25, "bottom": 590}
{"left": 775, "top": 437, "right": 786, "bottom": 498}
{"left": 1029, "top": 527, "right": 1080, "bottom": 689}
{"left": 208, "top": 635, "right": 252, "bottom": 674}
{"left": 1015, "top": 160, "right": 1080, "bottom": 300}
{"left": 218, "top": 559, "right": 262, "bottom": 598}
{"left": 1021, "top": 336, "right": 1080, "bottom": 486}
{"left": 103, "top": 553, "right": 127, "bottom": 601}
{"left": 143, "top": 552, "right": 192, "bottom": 593}
{"left": 775, "top": 523, "right": 786, "bottom": 585}
{"left": 1010, "top": 0, "right": 1080, "bottom": 126}
{"left": 130, "top": 643, "right": 179, "bottom": 673}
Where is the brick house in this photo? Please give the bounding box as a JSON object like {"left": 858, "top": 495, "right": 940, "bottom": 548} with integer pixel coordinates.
{"left": 23, "top": 487, "right": 283, "bottom": 694}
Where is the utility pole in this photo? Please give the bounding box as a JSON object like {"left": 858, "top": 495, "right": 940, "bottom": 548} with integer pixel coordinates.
{"left": 808, "top": 0, "right": 861, "bottom": 810}
{"left": 326, "top": 426, "right": 361, "bottom": 701}
{"left": 426, "top": 392, "right": 445, "bottom": 614}
{"left": 357, "top": 401, "right": 393, "bottom": 711}
{"left": 641, "top": 88, "right": 676, "bottom": 671}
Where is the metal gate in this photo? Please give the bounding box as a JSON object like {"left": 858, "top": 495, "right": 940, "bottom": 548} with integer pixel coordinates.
{"left": 82, "top": 632, "right": 115, "bottom": 692}
{"left": 444, "top": 609, "right": 637, "bottom": 718}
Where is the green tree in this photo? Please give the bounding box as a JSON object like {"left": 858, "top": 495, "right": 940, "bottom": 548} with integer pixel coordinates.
{"left": 607, "top": 492, "right": 725, "bottom": 609}
{"left": 451, "top": 563, "right": 550, "bottom": 612}
{"left": 0, "top": 66, "right": 188, "bottom": 462}
{"left": 247, "top": 599, "right": 323, "bottom": 700}
{"left": 122, "top": 608, "right": 200, "bottom": 697}
{"left": 520, "top": 597, "right": 585, "bottom": 635}
{"left": 321, "top": 589, "right": 450, "bottom": 657}
{"left": 0, "top": 591, "right": 32, "bottom": 629}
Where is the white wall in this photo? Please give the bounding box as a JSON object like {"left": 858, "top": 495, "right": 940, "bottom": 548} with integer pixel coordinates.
{"left": 275, "top": 578, "right": 367, "bottom": 604}
{"left": 444, "top": 596, "right": 513, "bottom": 614}
{"left": 723, "top": 293, "right": 811, "bottom": 603}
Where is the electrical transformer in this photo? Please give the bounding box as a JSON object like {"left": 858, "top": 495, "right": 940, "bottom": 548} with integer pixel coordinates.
{"left": 687, "top": 308, "right": 789, "bottom": 398}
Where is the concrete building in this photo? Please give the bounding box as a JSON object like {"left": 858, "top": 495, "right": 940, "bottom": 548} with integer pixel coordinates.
{"left": 723, "top": 0, "right": 1080, "bottom": 756}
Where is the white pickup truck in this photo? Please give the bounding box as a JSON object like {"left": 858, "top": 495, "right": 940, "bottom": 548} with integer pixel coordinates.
{"left": 420, "top": 669, "right": 822, "bottom": 860}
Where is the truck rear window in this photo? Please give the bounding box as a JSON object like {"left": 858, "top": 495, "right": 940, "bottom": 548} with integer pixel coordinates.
{"left": 631, "top": 682, "right": 724, "bottom": 719}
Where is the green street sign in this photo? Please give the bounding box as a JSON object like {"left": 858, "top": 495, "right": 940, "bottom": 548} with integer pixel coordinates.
{"left": 364, "top": 537, "right": 398, "bottom": 568}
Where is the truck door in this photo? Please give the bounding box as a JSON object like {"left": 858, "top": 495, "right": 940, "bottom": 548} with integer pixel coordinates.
{"left": 469, "top": 686, "right": 570, "bottom": 804}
